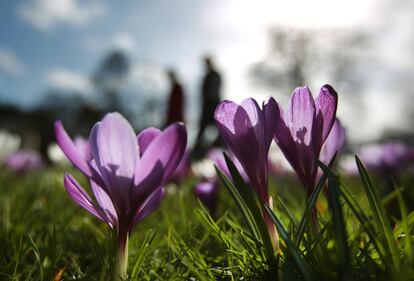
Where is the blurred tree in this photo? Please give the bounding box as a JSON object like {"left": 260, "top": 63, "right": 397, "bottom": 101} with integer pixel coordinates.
{"left": 0, "top": 49, "right": 167, "bottom": 161}
{"left": 0, "top": 105, "right": 54, "bottom": 163}
{"left": 251, "top": 27, "right": 371, "bottom": 102}
{"left": 93, "top": 50, "right": 130, "bottom": 114}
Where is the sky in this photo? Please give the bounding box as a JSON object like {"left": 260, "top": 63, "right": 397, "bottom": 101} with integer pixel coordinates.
{"left": 0, "top": 0, "right": 413, "bottom": 142}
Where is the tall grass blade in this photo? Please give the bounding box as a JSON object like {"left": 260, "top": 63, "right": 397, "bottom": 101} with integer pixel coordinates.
{"left": 215, "top": 166, "right": 261, "bottom": 243}
{"left": 340, "top": 182, "right": 385, "bottom": 261}
{"left": 222, "top": 153, "right": 275, "bottom": 262}
{"left": 130, "top": 229, "right": 157, "bottom": 279}
{"left": 264, "top": 204, "right": 314, "bottom": 281}
{"left": 395, "top": 186, "right": 412, "bottom": 262}
{"left": 295, "top": 155, "right": 336, "bottom": 246}
{"left": 355, "top": 155, "right": 400, "bottom": 272}
{"left": 318, "top": 160, "right": 352, "bottom": 281}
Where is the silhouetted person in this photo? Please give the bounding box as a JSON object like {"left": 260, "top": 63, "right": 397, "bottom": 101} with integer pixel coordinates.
{"left": 165, "top": 70, "right": 185, "bottom": 126}
{"left": 193, "top": 56, "right": 222, "bottom": 159}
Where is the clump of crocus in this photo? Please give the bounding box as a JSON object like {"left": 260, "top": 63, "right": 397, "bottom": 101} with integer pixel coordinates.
{"left": 215, "top": 97, "right": 279, "bottom": 249}
{"left": 55, "top": 112, "right": 187, "bottom": 280}
{"left": 358, "top": 142, "right": 412, "bottom": 175}
{"left": 274, "top": 85, "right": 338, "bottom": 196}
{"left": 4, "top": 149, "right": 43, "bottom": 173}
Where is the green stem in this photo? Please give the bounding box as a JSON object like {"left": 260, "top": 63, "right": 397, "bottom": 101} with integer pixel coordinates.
{"left": 113, "top": 227, "right": 129, "bottom": 281}
{"left": 265, "top": 196, "right": 279, "bottom": 252}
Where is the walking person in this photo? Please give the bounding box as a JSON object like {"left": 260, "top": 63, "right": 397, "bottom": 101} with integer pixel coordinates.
{"left": 165, "top": 69, "right": 185, "bottom": 126}
{"left": 193, "top": 56, "right": 222, "bottom": 159}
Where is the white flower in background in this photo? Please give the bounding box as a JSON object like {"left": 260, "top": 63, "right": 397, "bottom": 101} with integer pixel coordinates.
{"left": 191, "top": 158, "right": 216, "bottom": 180}
{"left": 48, "top": 142, "right": 69, "bottom": 166}
{"left": 0, "top": 130, "right": 21, "bottom": 161}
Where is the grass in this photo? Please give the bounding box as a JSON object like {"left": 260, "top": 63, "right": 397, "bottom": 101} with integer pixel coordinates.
{"left": 0, "top": 157, "right": 414, "bottom": 280}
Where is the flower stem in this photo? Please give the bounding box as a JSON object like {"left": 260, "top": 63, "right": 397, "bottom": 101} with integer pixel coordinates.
{"left": 113, "top": 227, "right": 129, "bottom": 281}
{"left": 265, "top": 196, "right": 279, "bottom": 252}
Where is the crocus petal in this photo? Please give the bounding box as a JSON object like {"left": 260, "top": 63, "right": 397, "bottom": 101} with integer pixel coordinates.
{"left": 90, "top": 113, "right": 138, "bottom": 208}
{"left": 134, "top": 123, "right": 187, "bottom": 187}
{"left": 287, "top": 86, "right": 315, "bottom": 145}
{"left": 90, "top": 179, "right": 118, "bottom": 228}
{"left": 320, "top": 118, "right": 346, "bottom": 165}
{"left": 74, "top": 137, "right": 92, "bottom": 162}
{"left": 131, "top": 161, "right": 163, "bottom": 207}
{"left": 208, "top": 149, "right": 249, "bottom": 183}
{"left": 263, "top": 97, "right": 279, "bottom": 151}
{"left": 241, "top": 98, "right": 263, "bottom": 145}
{"left": 214, "top": 100, "right": 240, "bottom": 135}
{"left": 55, "top": 121, "right": 93, "bottom": 177}
{"left": 314, "top": 85, "right": 338, "bottom": 150}
{"left": 137, "top": 127, "right": 161, "bottom": 156}
{"left": 215, "top": 100, "right": 258, "bottom": 166}
{"left": 132, "top": 188, "right": 164, "bottom": 225}
{"left": 63, "top": 174, "right": 106, "bottom": 222}
{"left": 274, "top": 108, "right": 306, "bottom": 182}
{"left": 274, "top": 109, "right": 298, "bottom": 166}
{"left": 208, "top": 149, "right": 230, "bottom": 177}
{"left": 171, "top": 150, "right": 191, "bottom": 182}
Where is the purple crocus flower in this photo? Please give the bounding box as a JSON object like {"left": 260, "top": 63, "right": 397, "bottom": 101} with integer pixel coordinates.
{"left": 55, "top": 112, "right": 187, "bottom": 280}
{"left": 274, "top": 85, "right": 338, "bottom": 196}
{"left": 4, "top": 149, "right": 43, "bottom": 173}
{"left": 194, "top": 180, "right": 218, "bottom": 214}
{"left": 214, "top": 97, "right": 279, "bottom": 248}
{"left": 215, "top": 97, "right": 278, "bottom": 202}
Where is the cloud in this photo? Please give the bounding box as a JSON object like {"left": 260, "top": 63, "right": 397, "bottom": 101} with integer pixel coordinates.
{"left": 18, "top": 0, "right": 106, "bottom": 31}
{"left": 83, "top": 32, "right": 138, "bottom": 54}
{"left": 128, "top": 63, "right": 168, "bottom": 94}
{"left": 46, "top": 69, "right": 94, "bottom": 94}
{"left": 113, "top": 33, "right": 137, "bottom": 52}
{"left": 0, "top": 48, "right": 27, "bottom": 76}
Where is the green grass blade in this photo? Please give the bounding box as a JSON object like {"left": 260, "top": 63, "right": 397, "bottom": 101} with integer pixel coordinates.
{"left": 295, "top": 155, "right": 336, "bottom": 246}
{"left": 318, "top": 160, "right": 352, "bottom": 281}
{"left": 222, "top": 153, "right": 275, "bottom": 262}
{"left": 355, "top": 155, "right": 400, "bottom": 271}
{"left": 395, "top": 186, "right": 412, "bottom": 262}
{"left": 27, "top": 234, "right": 43, "bottom": 281}
{"left": 215, "top": 166, "right": 261, "bottom": 242}
{"left": 264, "top": 204, "right": 315, "bottom": 281}
{"left": 130, "top": 229, "right": 157, "bottom": 279}
{"left": 276, "top": 197, "right": 298, "bottom": 228}
{"left": 340, "top": 182, "right": 386, "bottom": 260}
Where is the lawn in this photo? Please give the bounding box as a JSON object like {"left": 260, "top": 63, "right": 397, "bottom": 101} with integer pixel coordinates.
{"left": 1, "top": 159, "right": 413, "bottom": 281}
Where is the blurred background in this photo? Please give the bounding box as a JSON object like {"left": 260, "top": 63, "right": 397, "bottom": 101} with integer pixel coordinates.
{"left": 0, "top": 0, "right": 414, "bottom": 162}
